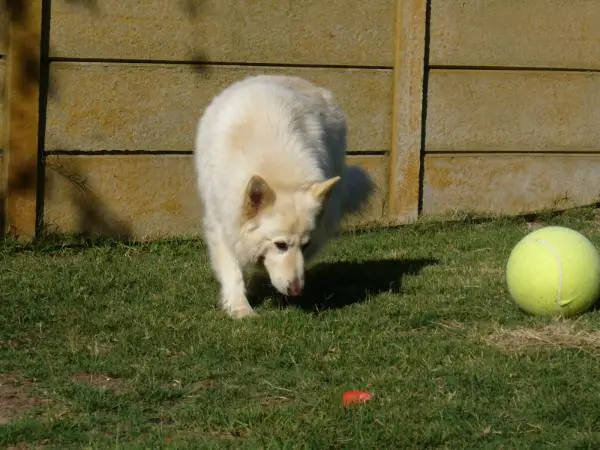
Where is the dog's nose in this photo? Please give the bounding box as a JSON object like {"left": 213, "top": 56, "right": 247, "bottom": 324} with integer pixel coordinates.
{"left": 288, "top": 279, "right": 303, "bottom": 297}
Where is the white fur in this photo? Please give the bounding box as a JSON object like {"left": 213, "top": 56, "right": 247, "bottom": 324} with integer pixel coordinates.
{"left": 194, "top": 75, "right": 369, "bottom": 318}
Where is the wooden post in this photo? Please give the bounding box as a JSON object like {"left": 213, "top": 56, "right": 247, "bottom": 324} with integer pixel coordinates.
{"left": 387, "top": 0, "right": 428, "bottom": 222}
{"left": 4, "top": 0, "right": 43, "bottom": 239}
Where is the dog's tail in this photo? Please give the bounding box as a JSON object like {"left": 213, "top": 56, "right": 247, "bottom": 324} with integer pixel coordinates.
{"left": 340, "top": 164, "right": 376, "bottom": 216}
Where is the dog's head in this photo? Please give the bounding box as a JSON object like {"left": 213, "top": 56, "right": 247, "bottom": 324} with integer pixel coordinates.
{"left": 239, "top": 174, "right": 340, "bottom": 297}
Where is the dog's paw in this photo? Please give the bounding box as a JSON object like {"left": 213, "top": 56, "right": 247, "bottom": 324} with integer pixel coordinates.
{"left": 228, "top": 305, "right": 257, "bottom": 319}
{"left": 221, "top": 291, "right": 256, "bottom": 319}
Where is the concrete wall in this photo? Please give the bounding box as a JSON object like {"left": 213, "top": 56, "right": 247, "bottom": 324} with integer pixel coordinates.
{"left": 38, "top": 0, "right": 396, "bottom": 239}
{"left": 424, "top": 0, "right": 600, "bottom": 216}
{"left": 2, "top": 0, "right": 599, "bottom": 240}
{"left": 49, "top": 0, "right": 396, "bottom": 66}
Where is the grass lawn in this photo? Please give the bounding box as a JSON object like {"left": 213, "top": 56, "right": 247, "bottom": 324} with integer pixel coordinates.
{"left": 3, "top": 208, "right": 600, "bottom": 449}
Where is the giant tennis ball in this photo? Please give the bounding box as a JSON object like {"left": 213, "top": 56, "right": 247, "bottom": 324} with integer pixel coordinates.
{"left": 506, "top": 226, "right": 600, "bottom": 317}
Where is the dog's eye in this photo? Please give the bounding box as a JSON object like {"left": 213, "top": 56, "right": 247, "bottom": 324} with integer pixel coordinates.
{"left": 274, "top": 241, "right": 289, "bottom": 252}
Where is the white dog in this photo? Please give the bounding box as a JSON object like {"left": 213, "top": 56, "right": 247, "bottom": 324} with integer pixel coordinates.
{"left": 194, "top": 75, "right": 371, "bottom": 318}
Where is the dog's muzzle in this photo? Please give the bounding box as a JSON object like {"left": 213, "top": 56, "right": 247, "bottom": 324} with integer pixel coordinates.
{"left": 288, "top": 278, "right": 303, "bottom": 297}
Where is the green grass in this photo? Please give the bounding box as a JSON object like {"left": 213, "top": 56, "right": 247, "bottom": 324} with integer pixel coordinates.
{"left": 3, "top": 208, "right": 600, "bottom": 449}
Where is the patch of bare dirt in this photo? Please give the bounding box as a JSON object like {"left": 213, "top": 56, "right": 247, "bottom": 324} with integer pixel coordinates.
{"left": 71, "top": 372, "right": 123, "bottom": 394}
{"left": 0, "top": 373, "right": 47, "bottom": 426}
{"left": 260, "top": 395, "right": 291, "bottom": 408}
{"left": 0, "top": 333, "right": 34, "bottom": 350}
{"left": 483, "top": 322, "right": 600, "bottom": 355}
{"left": 187, "top": 377, "right": 218, "bottom": 391}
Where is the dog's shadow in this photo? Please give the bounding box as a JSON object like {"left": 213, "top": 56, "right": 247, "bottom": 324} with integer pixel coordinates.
{"left": 248, "top": 258, "right": 439, "bottom": 313}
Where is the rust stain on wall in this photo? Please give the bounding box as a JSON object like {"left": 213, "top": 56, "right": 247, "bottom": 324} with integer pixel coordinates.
{"left": 160, "top": 200, "right": 183, "bottom": 214}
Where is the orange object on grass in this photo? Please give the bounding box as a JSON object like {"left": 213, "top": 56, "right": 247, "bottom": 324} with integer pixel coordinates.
{"left": 342, "top": 390, "right": 373, "bottom": 406}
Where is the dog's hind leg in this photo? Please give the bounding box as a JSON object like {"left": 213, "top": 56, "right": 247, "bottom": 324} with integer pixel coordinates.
{"left": 204, "top": 224, "right": 255, "bottom": 319}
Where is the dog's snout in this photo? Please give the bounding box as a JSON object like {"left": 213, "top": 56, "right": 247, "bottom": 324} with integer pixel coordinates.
{"left": 288, "top": 279, "right": 303, "bottom": 297}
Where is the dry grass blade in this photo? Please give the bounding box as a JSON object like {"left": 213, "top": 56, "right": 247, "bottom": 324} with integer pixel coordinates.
{"left": 483, "top": 322, "right": 600, "bottom": 356}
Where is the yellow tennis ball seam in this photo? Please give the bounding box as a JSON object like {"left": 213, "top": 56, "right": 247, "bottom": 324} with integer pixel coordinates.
{"left": 533, "top": 238, "right": 566, "bottom": 307}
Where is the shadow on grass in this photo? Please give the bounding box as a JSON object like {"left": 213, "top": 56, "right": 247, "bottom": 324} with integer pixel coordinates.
{"left": 248, "top": 258, "right": 439, "bottom": 313}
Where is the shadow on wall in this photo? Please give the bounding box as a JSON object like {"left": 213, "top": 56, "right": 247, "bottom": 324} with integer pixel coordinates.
{"left": 0, "top": 160, "right": 37, "bottom": 235}
{"left": 181, "top": 0, "right": 212, "bottom": 76}
{"left": 44, "top": 159, "right": 133, "bottom": 240}
{"left": 1, "top": 0, "right": 113, "bottom": 238}
{"left": 1, "top": 0, "right": 212, "bottom": 240}
{"left": 1, "top": 0, "right": 44, "bottom": 99}
{"left": 2, "top": 0, "right": 376, "bottom": 241}
{"left": 1, "top": 1, "right": 42, "bottom": 235}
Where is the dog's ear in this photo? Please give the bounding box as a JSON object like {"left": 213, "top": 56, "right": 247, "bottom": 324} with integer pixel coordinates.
{"left": 310, "top": 176, "right": 341, "bottom": 204}
{"left": 243, "top": 175, "right": 276, "bottom": 220}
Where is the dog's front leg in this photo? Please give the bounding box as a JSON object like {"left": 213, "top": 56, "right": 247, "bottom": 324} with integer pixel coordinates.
{"left": 205, "top": 228, "right": 255, "bottom": 319}
{"left": 220, "top": 259, "right": 255, "bottom": 319}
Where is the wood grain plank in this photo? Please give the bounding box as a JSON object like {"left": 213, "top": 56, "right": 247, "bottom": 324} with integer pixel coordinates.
{"left": 422, "top": 154, "right": 600, "bottom": 216}
{"left": 49, "top": 0, "right": 395, "bottom": 67}
{"left": 43, "top": 154, "right": 388, "bottom": 240}
{"left": 430, "top": 0, "right": 600, "bottom": 69}
{"left": 426, "top": 70, "right": 600, "bottom": 153}
{"left": 387, "top": 0, "right": 426, "bottom": 222}
{"left": 5, "top": 0, "right": 42, "bottom": 239}
{"left": 45, "top": 63, "right": 393, "bottom": 153}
